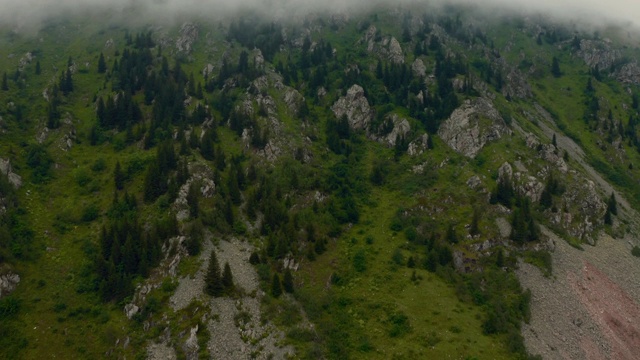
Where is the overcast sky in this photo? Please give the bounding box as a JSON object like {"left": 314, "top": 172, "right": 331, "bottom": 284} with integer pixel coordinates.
{"left": 0, "top": 0, "right": 638, "bottom": 29}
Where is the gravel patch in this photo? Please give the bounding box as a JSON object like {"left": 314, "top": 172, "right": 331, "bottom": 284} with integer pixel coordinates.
{"left": 215, "top": 238, "right": 259, "bottom": 294}
{"left": 147, "top": 342, "right": 177, "bottom": 360}
{"left": 519, "top": 229, "right": 640, "bottom": 359}
{"left": 170, "top": 239, "right": 214, "bottom": 311}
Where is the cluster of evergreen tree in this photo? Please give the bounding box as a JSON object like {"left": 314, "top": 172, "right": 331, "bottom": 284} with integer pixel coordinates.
{"left": 96, "top": 92, "right": 143, "bottom": 131}
{"left": 95, "top": 192, "right": 175, "bottom": 301}
{"left": 509, "top": 197, "right": 540, "bottom": 243}
{"left": 143, "top": 141, "right": 181, "bottom": 203}
{"left": 227, "top": 19, "right": 283, "bottom": 62}
{"left": 489, "top": 174, "right": 540, "bottom": 243}
{"left": 0, "top": 173, "right": 34, "bottom": 262}
{"left": 539, "top": 172, "right": 564, "bottom": 210}
{"left": 204, "top": 250, "right": 234, "bottom": 297}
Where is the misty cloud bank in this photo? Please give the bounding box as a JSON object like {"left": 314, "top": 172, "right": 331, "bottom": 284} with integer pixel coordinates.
{"left": 0, "top": 0, "right": 638, "bottom": 29}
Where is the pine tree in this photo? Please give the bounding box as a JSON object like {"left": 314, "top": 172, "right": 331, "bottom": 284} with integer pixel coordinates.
{"left": 249, "top": 252, "right": 260, "bottom": 265}
{"left": 608, "top": 192, "right": 618, "bottom": 216}
{"left": 186, "top": 182, "right": 199, "bottom": 219}
{"left": 271, "top": 273, "right": 282, "bottom": 298}
{"left": 604, "top": 208, "right": 613, "bottom": 225}
{"left": 446, "top": 224, "right": 458, "bottom": 244}
{"left": 205, "top": 250, "right": 224, "bottom": 297}
{"left": 496, "top": 248, "right": 505, "bottom": 267}
{"left": 1, "top": 72, "right": 8, "bottom": 91}
{"left": 282, "top": 268, "right": 294, "bottom": 293}
{"left": 98, "top": 52, "right": 107, "bottom": 73}
{"left": 222, "top": 262, "right": 234, "bottom": 293}
{"left": 470, "top": 209, "right": 480, "bottom": 236}
{"left": 35, "top": 60, "right": 41, "bottom": 75}
{"left": 114, "top": 161, "right": 125, "bottom": 190}
{"left": 551, "top": 56, "right": 562, "bottom": 78}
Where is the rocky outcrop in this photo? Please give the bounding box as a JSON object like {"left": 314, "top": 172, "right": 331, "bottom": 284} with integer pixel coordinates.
{"left": 173, "top": 163, "right": 216, "bottom": 221}
{"left": 562, "top": 179, "right": 606, "bottom": 245}
{"left": 407, "top": 134, "right": 430, "bottom": 156}
{"left": 363, "top": 25, "right": 404, "bottom": 64}
{"left": 183, "top": 325, "right": 199, "bottom": 360}
{"left": 438, "top": 97, "right": 511, "bottom": 158}
{"left": 124, "top": 303, "right": 139, "bottom": 319}
{"left": 412, "top": 58, "right": 426, "bottom": 78}
{"left": 18, "top": 52, "right": 34, "bottom": 70}
{"left": 0, "top": 272, "right": 20, "bottom": 298}
{"left": 370, "top": 114, "right": 410, "bottom": 147}
{"left": 331, "top": 84, "right": 373, "bottom": 130}
{"left": 0, "top": 158, "right": 22, "bottom": 188}
{"left": 253, "top": 49, "right": 265, "bottom": 69}
{"left": 202, "top": 64, "right": 214, "bottom": 78}
{"left": 577, "top": 39, "right": 620, "bottom": 70}
{"left": 502, "top": 68, "right": 532, "bottom": 99}
{"left": 616, "top": 62, "right": 640, "bottom": 85}
{"left": 176, "top": 23, "right": 198, "bottom": 54}
{"left": 514, "top": 172, "right": 545, "bottom": 203}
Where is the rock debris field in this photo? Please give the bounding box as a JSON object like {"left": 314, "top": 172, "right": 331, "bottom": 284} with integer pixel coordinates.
{"left": 518, "top": 230, "right": 640, "bottom": 360}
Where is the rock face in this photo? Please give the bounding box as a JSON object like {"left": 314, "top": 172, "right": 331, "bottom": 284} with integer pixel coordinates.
{"left": 183, "top": 325, "right": 199, "bottom": 360}
{"left": 411, "top": 58, "right": 426, "bottom": 78}
{"left": 0, "top": 158, "right": 22, "bottom": 188}
{"left": 577, "top": 39, "right": 620, "bottom": 70}
{"left": 616, "top": 62, "right": 640, "bottom": 85}
{"left": 407, "top": 134, "right": 430, "bottom": 156}
{"left": 370, "top": 114, "right": 411, "bottom": 147}
{"left": 176, "top": 23, "right": 198, "bottom": 54}
{"left": 502, "top": 68, "right": 532, "bottom": 99}
{"left": 0, "top": 272, "right": 20, "bottom": 298}
{"left": 331, "top": 85, "right": 373, "bottom": 130}
{"left": 363, "top": 25, "right": 404, "bottom": 64}
{"left": 438, "top": 97, "right": 511, "bottom": 158}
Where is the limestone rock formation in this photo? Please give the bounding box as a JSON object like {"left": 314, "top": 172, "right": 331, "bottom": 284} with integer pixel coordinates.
{"left": 577, "top": 39, "right": 620, "bottom": 70}
{"left": 370, "top": 114, "right": 411, "bottom": 147}
{"left": 0, "top": 158, "right": 22, "bottom": 188}
{"left": 407, "top": 134, "right": 430, "bottom": 156}
{"left": 412, "top": 58, "right": 427, "bottom": 78}
{"left": 176, "top": 23, "right": 198, "bottom": 54}
{"left": 363, "top": 25, "right": 404, "bottom": 64}
{"left": 0, "top": 273, "right": 20, "bottom": 298}
{"left": 331, "top": 84, "right": 373, "bottom": 131}
{"left": 502, "top": 68, "right": 533, "bottom": 99}
{"left": 438, "top": 97, "right": 511, "bottom": 158}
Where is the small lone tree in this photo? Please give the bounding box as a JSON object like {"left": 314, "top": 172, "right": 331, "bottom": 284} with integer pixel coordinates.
{"left": 205, "top": 250, "right": 224, "bottom": 297}
{"left": 1, "top": 72, "right": 8, "bottom": 91}
{"left": 551, "top": 57, "right": 562, "bottom": 78}
{"left": 446, "top": 224, "right": 458, "bottom": 244}
{"left": 35, "top": 60, "right": 41, "bottom": 75}
{"left": 186, "top": 182, "right": 199, "bottom": 219}
{"left": 271, "top": 273, "right": 282, "bottom": 298}
{"left": 282, "top": 268, "right": 294, "bottom": 294}
{"left": 98, "top": 52, "right": 107, "bottom": 73}
{"left": 470, "top": 209, "right": 480, "bottom": 237}
{"left": 222, "top": 262, "right": 234, "bottom": 293}
{"left": 608, "top": 192, "right": 618, "bottom": 216}
{"left": 114, "top": 161, "right": 125, "bottom": 190}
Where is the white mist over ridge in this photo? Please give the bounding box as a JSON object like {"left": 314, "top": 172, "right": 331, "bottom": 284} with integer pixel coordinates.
{"left": 0, "top": 0, "right": 638, "bottom": 29}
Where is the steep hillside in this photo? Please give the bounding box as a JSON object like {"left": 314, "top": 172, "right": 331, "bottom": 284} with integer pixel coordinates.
{"left": 1, "top": 3, "right": 640, "bottom": 360}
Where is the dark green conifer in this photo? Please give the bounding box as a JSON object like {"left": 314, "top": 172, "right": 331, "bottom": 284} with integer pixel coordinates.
{"left": 271, "top": 273, "right": 282, "bottom": 298}
{"left": 205, "top": 250, "right": 224, "bottom": 297}
{"left": 283, "top": 268, "right": 294, "bottom": 293}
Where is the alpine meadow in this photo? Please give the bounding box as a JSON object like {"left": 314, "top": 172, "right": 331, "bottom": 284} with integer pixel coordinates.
{"left": 2, "top": 1, "right": 640, "bottom": 359}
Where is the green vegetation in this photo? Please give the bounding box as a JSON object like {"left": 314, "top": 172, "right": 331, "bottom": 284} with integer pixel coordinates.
{"left": 0, "top": 3, "right": 638, "bottom": 359}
